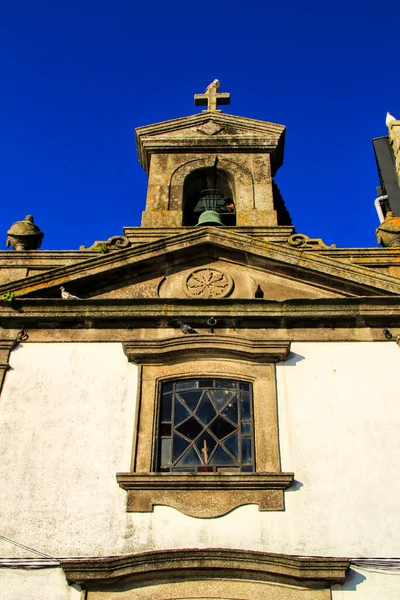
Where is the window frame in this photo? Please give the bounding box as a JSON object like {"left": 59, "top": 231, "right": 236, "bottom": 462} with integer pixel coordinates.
{"left": 155, "top": 377, "right": 256, "bottom": 474}
{"left": 118, "top": 334, "right": 294, "bottom": 518}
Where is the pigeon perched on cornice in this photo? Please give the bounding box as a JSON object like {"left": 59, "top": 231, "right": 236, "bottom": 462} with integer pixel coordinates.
{"left": 60, "top": 286, "right": 80, "bottom": 300}
{"left": 178, "top": 321, "right": 197, "bottom": 334}
{"left": 386, "top": 112, "right": 397, "bottom": 127}
{"left": 205, "top": 79, "right": 220, "bottom": 93}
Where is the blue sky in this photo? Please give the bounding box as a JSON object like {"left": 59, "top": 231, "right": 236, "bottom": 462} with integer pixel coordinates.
{"left": 0, "top": 0, "right": 399, "bottom": 250}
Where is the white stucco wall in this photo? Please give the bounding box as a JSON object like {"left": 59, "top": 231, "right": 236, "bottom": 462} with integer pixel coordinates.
{"left": 1, "top": 341, "right": 399, "bottom": 597}
{"left": 0, "top": 568, "right": 80, "bottom": 600}
{"left": 332, "top": 566, "right": 400, "bottom": 599}
{"left": 0, "top": 343, "right": 137, "bottom": 558}
{"left": 0, "top": 566, "right": 399, "bottom": 600}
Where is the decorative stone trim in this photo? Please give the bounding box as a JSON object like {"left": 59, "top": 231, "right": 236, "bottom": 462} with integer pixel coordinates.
{"left": 4, "top": 299, "right": 400, "bottom": 330}
{"left": 116, "top": 472, "right": 294, "bottom": 517}
{"left": 79, "top": 235, "right": 131, "bottom": 252}
{"left": 123, "top": 335, "right": 291, "bottom": 364}
{"left": 0, "top": 340, "right": 16, "bottom": 394}
{"left": 119, "top": 336, "right": 293, "bottom": 517}
{"left": 2, "top": 227, "right": 400, "bottom": 298}
{"left": 184, "top": 267, "right": 233, "bottom": 299}
{"left": 135, "top": 112, "right": 286, "bottom": 173}
{"left": 288, "top": 233, "right": 336, "bottom": 249}
{"left": 60, "top": 548, "right": 350, "bottom": 587}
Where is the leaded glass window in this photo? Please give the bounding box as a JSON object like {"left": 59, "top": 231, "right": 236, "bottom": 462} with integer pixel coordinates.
{"left": 156, "top": 378, "right": 254, "bottom": 473}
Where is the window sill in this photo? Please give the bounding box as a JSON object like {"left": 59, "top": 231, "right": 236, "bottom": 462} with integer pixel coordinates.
{"left": 116, "top": 471, "right": 294, "bottom": 518}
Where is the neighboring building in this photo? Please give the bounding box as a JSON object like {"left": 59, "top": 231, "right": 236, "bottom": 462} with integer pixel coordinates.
{"left": 373, "top": 113, "right": 400, "bottom": 220}
{"left": 1, "top": 84, "right": 400, "bottom": 600}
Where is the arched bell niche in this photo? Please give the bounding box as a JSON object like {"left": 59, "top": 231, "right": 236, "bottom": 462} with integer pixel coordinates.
{"left": 182, "top": 166, "right": 236, "bottom": 226}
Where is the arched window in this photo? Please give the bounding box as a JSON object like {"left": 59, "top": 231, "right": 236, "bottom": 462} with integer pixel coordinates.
{"left": 182, "top": 167, "right": 236, "bottom": 226}
{"left": 156, "top": 378, "right": 254, "bottom": 472}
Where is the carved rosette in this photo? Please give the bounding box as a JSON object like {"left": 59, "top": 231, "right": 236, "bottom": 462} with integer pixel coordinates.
{"left": 184, "top": 268, "right": 233, "bottom": 299}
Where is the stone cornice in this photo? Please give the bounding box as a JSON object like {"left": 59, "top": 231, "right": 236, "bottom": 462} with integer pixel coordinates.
{"left": 2, "top": 297, "right": 400, "bottom": 328}
{"left": 136, "top": 112, "right": 286, "bottom": 137}
{"left": 60, "top": 547, "right": 350, "bottom": 586}
{"left": 0, "top": 250, "right": 92, "bottom": 261}
{"left": 136, "top": 112, "right": 286, "bottom": 173}
{"left": 123, "top": 225, "right": 295, "bottom": 244}
{"left": 2, "top": 227, "right": 400, "bottom": 298}
{"left": 123, "top": 336, "right": 290, "bottom": 364}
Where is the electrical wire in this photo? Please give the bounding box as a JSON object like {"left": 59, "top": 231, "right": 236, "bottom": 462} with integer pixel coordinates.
{"left": 1, "top": 534, "right": 400, "bottom": 576}
{"left": 0, "top": 534, "right": 58, "bottom": 561}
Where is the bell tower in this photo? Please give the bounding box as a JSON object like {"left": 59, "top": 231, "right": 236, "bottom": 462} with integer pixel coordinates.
{"left": 135, "top": 82, "right": 291, "bottom": 232}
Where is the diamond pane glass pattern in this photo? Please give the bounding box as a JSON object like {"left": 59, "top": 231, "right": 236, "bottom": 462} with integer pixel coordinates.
{"left": 157, "top": 379, "right": 254, "bottom": 473}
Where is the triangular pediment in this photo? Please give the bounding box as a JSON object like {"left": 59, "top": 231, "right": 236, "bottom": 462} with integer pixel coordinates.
{"left": 136, "top": 112, "right": 285, "bottom": 173}
{"left": 90, "top": 259, "right": 343, "bottom": 301}
{"left": 3, "top": 228, "right": 400, "bottom": 301}
{"left": 136, "top": 112, "right": 285, "bottom": 140}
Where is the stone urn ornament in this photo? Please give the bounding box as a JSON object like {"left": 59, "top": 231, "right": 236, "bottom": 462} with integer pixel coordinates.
{"left": 376, "top": 211, "right": 400, "bottom": 248}
{"left": 6, "top": 215, "right": 44, "bottom": 251}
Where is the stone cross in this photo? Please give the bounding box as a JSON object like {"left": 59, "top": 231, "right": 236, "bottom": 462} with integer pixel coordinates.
{"left": 194, "top": 84, "right": 230, "bottom": 112}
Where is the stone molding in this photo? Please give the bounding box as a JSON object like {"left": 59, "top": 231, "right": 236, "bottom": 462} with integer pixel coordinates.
{"left": 122, "top": 225, "right": 296, "bottom": 244}
{"left": 288, "top": 233, "right": 336, "bottom": 249}
{"left": 135, "top": 112, "right": 286, "bottom": 173}
{"left": 3, "top": 298, "right": 400, "bottom": 330}
{"left": 123, "top": 336, "right": 291, "bottom": 364}
{"left": 116, "top": 472, "right": 294, "bottom": 517}
{"left": 119, "top": 338, "right": 293, "bottom": 517}
{"left": 8, "top": 328, "right": 400, "bottom": 343}
{"left": 79, "top": 235, "right": 131, "bottom": 252}
{"left": 0, "top": 340, "right": 16, "bottom": 394}
{"left": 60, "top": 548, "right": 350, "bottom": 587}
{"left": 3, "top": 227, "right": 400, "bottom": 298}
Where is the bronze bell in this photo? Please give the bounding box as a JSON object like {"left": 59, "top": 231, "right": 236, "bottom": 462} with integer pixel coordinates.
{"left": 195, "top": 210, "right": 224, "bottom": 226}
{"left": 194, "top": 189, "right": 228, "bottom": 213}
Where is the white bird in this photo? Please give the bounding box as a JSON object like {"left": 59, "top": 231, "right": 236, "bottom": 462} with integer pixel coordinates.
{"left": 386, "top": 112, "right": 397, "bottom": 127}
{"left": 60, "top": 286, "right": 80, "bottom": 300}
{"left": 205, "top": 79, "right": 220, "bottom": 93}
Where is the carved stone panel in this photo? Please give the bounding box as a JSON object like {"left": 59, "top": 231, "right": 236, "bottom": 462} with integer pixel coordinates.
{"left": 92, "top": 259, "right": 342, "bottom": 300}
{"left": 184, "top": 268, "right": 233, "bottom": 299}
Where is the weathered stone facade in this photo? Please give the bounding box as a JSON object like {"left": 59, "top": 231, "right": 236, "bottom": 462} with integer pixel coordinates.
{"left": 1, "top": 84, "right": 400, "bottom": 599}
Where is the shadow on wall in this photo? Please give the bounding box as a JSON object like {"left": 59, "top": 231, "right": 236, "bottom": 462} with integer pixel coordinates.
{"left": 284, "top": 352, "right": 305, "bottom": 366}
{"left": 333, "top": 568, "right": 367, "bottom": 592}
{"left": 286, "top": 480, "right": 304, "bottom": 492}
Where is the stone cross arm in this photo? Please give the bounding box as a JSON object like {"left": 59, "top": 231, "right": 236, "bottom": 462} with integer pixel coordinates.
{"left": 194, "top": 90, "right": 230, "bottom": 112}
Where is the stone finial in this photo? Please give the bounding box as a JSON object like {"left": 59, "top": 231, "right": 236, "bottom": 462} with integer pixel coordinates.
{"left": 376, "top": 211, "right": 400, "bottom": 247}
{"left": 6, "top": 215, "right": 44, "bottom": 251}
{"left": 194, "top": 80, "right": 230, "bottom": 112}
